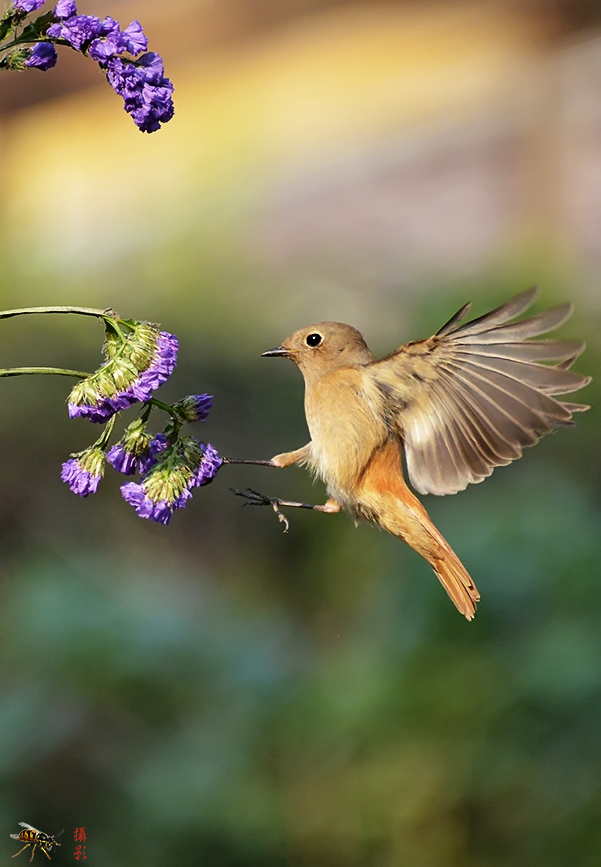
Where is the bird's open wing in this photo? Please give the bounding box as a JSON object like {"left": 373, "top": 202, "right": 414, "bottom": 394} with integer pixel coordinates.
{"left": 367, "top": 288, "right": 591, "bottom": 495}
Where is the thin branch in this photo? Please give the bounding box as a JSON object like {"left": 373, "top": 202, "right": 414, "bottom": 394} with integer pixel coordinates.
{"left": 0, "top": 305, "right": 115, "bottom": 320}
{"left": 0, "top": 366, "right": 90, "bottom": 378}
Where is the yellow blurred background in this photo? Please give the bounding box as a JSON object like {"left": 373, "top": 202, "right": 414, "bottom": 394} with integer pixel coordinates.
{"left": 0, "top": 1, "right": 599, "bottom": 865}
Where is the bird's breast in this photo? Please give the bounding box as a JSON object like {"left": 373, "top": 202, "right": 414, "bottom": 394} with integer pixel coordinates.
{"left": 303, "top": 369, "right": 388, "bottom": 505}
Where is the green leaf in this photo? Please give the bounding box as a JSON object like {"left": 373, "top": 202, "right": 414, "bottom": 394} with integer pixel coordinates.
{"left": 0, "top": 11, "right": 17, "bottom": 43}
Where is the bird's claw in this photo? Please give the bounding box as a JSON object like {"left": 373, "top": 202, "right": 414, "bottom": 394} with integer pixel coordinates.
{"left": 230, "top": 488, "right": 290, "bottom": 533}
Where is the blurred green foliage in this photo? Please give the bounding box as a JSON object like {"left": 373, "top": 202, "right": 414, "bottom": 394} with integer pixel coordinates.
{"left": 0, "top": 261, "right": 597, "bottom": 866}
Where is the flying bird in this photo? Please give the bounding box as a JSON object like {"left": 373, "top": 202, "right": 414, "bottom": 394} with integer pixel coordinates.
{"left": 252, "top": 288, "right": 591, "bottom": 619}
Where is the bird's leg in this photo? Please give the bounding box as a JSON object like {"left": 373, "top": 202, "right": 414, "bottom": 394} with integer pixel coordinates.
{"left": 230, "top": 487, "right": 340, "bottom": 533}
{"left": 222, "top": 458, "right": 280, "bottom": 467}
{"left": 222, "top": 443, "right": 313, "bottom": 470}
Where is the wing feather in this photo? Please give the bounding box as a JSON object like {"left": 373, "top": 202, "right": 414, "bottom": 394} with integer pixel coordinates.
{"left": 435, "top": 302, "right": 473, "bottom": 336}
{"left": 368, "top": 291, "right": 591, "bottom": 495}
{"left": 435, "top": 376, "right": 512, "bottom": 470}
{"left": 452, "top": 338, "right": 585, "bottom": 363}
{"left": 447, "top": 286, "right": 539, "bottom": 335}
{"left": 456, "top": 303, "right": 573, "bottom": 343}
{"left": 456, "top": 353, "right": 590, "bottom": 394}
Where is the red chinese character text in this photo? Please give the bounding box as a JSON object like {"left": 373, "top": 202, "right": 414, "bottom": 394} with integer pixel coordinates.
{"left": 74, "top": 827, "right": 86, "bottom": 843}
{"left": 74, "top": 844, "right": 86, "bottom": 860}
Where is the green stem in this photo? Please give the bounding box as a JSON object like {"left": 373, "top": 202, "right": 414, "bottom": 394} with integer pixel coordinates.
{"left": 0, "top": 305, "right": 116, "bottom": 320}
{"left": 0, "top": 366, "right": 90, "bottom": 378}
{"left": 149, "top": 397, "right": 175, "bottom": 415}
{"left": 96, "top": 414, "right": 116, "bottom": 450}
{"left": 0, "top": 36, "right": 72, "bottom": 52}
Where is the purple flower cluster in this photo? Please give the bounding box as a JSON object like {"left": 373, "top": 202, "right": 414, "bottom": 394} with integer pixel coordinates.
{"left": 47, "top": 9, "right": 146, "bottom": 57}
{"left": 25, "top": 42, "right": 57, "bottom": 70}
{"left": 107, "top": 432, "right": 167, "bottom": 476}
{"left": 120, "top": 481, "right": 190, "bottom": 525}
{"left": 103, "top": 53, "right": 173, "bottom": 133}
{"left": 196, "top": 443, "right": 222, "bottom": 486}
{"left": 68, "top": 330, "right": 178, "bottom": 423}
{"left": 13, "top": 0, "right": 45, "bottom": 11}
{"left": 58, "top": 309, "right": 222, "bottom": 521}
{"left": 45, "top": 1, "right": 173, "bottom": 132}
{"left": 61, "top": 448, "right": 105, "bottom": 497}
{"left": 61, "top": 458, "right": 101, "bottom": 496}
{"left": 121, "top": 441, "right": 223, "bottom": 524}
{"left": 129, "top": 331, "right": 179, "bottom": 399}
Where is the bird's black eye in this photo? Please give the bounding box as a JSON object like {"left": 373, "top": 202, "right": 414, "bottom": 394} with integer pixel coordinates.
{"left": 306, "top": 333, "right": 322, "bottom": 347}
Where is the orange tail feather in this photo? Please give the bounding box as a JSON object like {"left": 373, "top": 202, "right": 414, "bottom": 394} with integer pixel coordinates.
{"left": 425, "top": 525, "right": 480, "bottom": 621}
{"left": 358, "top": 442, "right": 480, "bottom": 619}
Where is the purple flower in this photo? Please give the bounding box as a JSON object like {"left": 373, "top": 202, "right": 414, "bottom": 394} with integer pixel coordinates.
{"left": 49, "top": 14, "right": 101, "bottom": 50}
{"left": 194, "top": 443, "right": 222, "bottom": 486}
{"left": 54, "top": 0, "right": 75, "bottom": 17}
{"left": 107, "top": 433, "right": 167, "bottom": 475}
{"left": 122, "top": 20, "right": 147, "bottom": 55}
{"left": 136, "top": 51, "right": 164, "bottom": 82}
{"left": 121, "top": 482, "right": 190, "bottom": 524}
{"left": 89, "top": 31, "right": 124, "bottom": 61}
{"left": 61, "top": 447, "right": 105, "bottom": 497}
{"left": 25, "top": 42, "right": 57, "bottom": 70}
{"left": 139, "top": 434, "right": 169, "bottom": 473}
{"left": 191, "top": 395, "right": 213, "bottom": 422}
{"left": 106, "top": 444, "right": 137, "bottom": 475}
{"left": 172, "top": 394, "right": 213, "bottom": 424}
{"left": 87, "top": 16, "right": 126, "bottom": 61}
{"left": 98, "top": 15, "right": 118, "bottom": 35}
{"left": 68, "top": 390, "right": 133, "bottom": 423}
{"left": 88, "top": 31, "right": 123, "bottom": 62}
{"left": 13, "top": 0, "right": 45, "bottom": 12}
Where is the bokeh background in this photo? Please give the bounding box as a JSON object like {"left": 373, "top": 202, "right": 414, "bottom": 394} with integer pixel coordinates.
{"left": 0, "top": 1, "right": 600, "bottom": 864}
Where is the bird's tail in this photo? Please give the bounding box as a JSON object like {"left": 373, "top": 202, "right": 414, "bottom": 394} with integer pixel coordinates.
{"left": 375, "top": 491, "right": 480, "bottom": 620}
{"left": 358, "top": 442, "right": 480, "bottom": 619}
{"left": 418, "top": 514, "right": 480, "bottom": 621}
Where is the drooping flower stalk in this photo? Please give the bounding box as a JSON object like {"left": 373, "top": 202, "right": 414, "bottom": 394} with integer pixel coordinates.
{"left": 0, "top": 0, "right": 174, "bottom": 132}
{"left": 0, "top": 304, "right": 226, "bottom": 522}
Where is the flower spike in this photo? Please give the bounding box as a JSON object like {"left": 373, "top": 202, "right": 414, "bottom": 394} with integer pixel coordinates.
{"left": 67, "top": 324, "right": 178, "bottom": 423}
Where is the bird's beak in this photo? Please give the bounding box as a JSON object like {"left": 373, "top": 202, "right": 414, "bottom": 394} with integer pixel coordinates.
{"left": 261, "top": 346, "right": 289, "bottom": 358}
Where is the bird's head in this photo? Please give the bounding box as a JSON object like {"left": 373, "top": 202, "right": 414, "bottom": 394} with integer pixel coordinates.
{"left": 262, "top": 322, "right": 374, "bottom": 379}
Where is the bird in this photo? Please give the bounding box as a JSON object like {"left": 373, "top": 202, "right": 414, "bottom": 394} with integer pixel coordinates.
{"left": 255, "top": 288, "right": 590, "bottom": 620}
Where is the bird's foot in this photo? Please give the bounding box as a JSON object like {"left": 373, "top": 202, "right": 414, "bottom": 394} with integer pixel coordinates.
{"left": 230, "top": 487, "right": 291, "bottom": 532}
